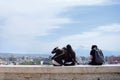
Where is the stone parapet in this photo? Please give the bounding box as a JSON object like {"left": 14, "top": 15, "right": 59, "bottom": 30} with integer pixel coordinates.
{"left": 0, "top": 65, "right": 120, "bottom": 80}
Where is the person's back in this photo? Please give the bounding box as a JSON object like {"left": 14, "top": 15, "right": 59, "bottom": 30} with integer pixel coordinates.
{"left": 64, "top": 44, "right": 77, "bottom": 66}
{"left": 51, "top": 47, "right": 64, "bottom": 66}
{"left": 89, "top": 45, "right": 104, "bottom": 65}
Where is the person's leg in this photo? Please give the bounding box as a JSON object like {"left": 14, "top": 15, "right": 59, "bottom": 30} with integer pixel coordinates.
{"left": 89, "top": 61, "right": 96, "bottom": 65}
{"left": 96, "top": 63, "right": 103, "bottom": 65}
{"left": 53, "top": 64, "right": 62, "bottom": 66}
{"left": 64, "top": 62, "right": 75, "bottom": 66}
{"left": 52, "top": 60, "right": 62, "bottom": 66}
{"left": 89, "top": 62, "right": 103, "bottom": 65}
{"left": 89, "top": 62, "right": 92, "bottom": 65}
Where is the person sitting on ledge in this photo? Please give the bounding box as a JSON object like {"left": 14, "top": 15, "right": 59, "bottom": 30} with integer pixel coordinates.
{"left": 63, "top": 44, "right": 78, "bottom": 66}
{"left": 51, "top": 47, "right": 65, "bottom": 66}
{"left": 89, "top": 45, "right": 104, "bottom": 65}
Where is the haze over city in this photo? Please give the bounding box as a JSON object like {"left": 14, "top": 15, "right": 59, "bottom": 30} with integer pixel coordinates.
{"left": 0, "top": 0, "right": 120, "bottom": 56}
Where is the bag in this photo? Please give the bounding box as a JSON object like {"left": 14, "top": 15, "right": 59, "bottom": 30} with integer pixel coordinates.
{"left": 95, "top": 49, "right": 104, "bottom": 64}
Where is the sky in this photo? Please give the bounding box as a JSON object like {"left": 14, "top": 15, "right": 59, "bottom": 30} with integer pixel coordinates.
{"left": 0, "top": 0, "right": 120, "bottom": 56}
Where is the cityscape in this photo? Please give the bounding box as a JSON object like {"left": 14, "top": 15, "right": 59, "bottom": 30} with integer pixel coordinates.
{"left": 0, "top": 53, "right": 119, "bottom": 65}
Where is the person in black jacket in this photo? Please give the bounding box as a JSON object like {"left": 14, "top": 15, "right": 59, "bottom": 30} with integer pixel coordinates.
{"left": 89, "top": 45, "right": 104, "bottom": 65}
{"left": 51, "top": 47, "right": 64, "bottom": 66}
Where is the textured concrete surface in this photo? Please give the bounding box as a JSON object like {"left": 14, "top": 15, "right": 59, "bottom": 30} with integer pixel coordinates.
{"left": 0, "top": 65, "right": 120, "bottom": 80}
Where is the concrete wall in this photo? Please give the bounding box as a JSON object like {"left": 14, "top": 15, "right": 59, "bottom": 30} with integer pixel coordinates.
{"left": 0, "top": 65, "right": 120, "bottom": 80}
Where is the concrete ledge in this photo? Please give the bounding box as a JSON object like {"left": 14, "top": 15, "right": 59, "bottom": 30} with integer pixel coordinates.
{"left": 0, "top": 65, "right": 120, "bottom": 74}
{"left": 0, "top": 65, "right": 120, "bottom": 80}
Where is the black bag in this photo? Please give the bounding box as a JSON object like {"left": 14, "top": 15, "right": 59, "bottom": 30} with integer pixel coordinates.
{"left": 95, "top": 49, "right": 104, "bottom": 64}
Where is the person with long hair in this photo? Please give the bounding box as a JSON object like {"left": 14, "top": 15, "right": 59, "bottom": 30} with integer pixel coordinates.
{"left": 63, "top": 44, "right": 78, "bottom": 66}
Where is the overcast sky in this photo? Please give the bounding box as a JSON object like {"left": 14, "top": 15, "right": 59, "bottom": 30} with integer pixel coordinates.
{"left": 0, "top": 0, "right": 120, "bottom": 56}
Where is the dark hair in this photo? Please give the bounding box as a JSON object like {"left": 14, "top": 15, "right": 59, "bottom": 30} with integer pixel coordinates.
{"left": 65, "top": 44, "right": 76, "bottom": 64}
{"left": 91, "top": 45, "right": 97, "bottom": 49}
{"left": 66, "top": 44, "right": 72, "bottom": 51}
{"left": 66, "top": 44, "right": 75, "bottom": 56}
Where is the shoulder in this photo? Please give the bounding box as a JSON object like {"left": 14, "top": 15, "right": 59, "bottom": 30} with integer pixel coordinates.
{"left": 90, "top": 50, "right": 95, "bottom": 55}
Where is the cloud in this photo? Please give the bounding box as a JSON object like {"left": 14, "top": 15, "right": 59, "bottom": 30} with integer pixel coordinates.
{"left": 55, "top": 24, "right": 120, "bottom": 52}
{"left": 96, "top": 24, "right": 120, "bottom": 32}
{"left": 0, "top": 0, "right": 118, "bottom": 36}
{"left": 0, "top": 0, "right": 119, "bottom": 53}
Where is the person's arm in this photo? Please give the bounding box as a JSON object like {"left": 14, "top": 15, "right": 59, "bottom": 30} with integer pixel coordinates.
{"left": 90, "top": 50, "right": 93, "bottom": 60}
{"left": 51, "top": 47, "right": 58, "bottom": 54}
{"left": 72, "top": 51, "right": 79, "bottom": 64}
{"left": 90, "top": 55, "right": 93, "bottom": 60}
{"left": 51, "top": 54, "right": 57, "bottom": 60}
